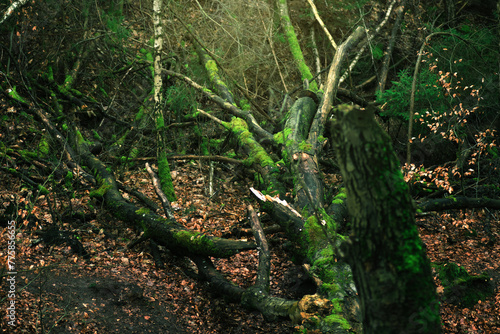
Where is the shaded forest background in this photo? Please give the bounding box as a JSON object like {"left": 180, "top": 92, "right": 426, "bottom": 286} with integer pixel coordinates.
{"left": 1, "top": 0, "right": 500, "bottom": 333}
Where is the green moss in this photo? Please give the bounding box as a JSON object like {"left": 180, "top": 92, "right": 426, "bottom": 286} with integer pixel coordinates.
{"left": 239, "top": 99, "right": 250, "bottom": 111}
{"left": 8, "top": 86, "right": 28, "bottom": 104}
{"left": 76, "top": 130, "right": 91, "bottom": 148}
{"left": 323, "top": 313, "right": 350, "bottom": 330}
{"left": 205, "top": 60, "right": 220, "bottom": 82}
{"left": 45, "top": 66, "right": 54, "bottom": 81}
{"left": 332, "top": 188, "right": 347, "bottom": 204}
{"left": 312, "top": 254, "right": 336, "bottom": 282}
{"left": 229, "top": 117, "right": 275, "bottom": 168}
{"left": 156, "top": 115, "right": 165, "bottom": 131}
{"left": 92, "top": 130, "right": 101, "bottom": 140}
{"left": 200, "top": 137, "right": 209, "bottom": 156}
{"left": 278, "top": 1, "right": 318, "bottom": 92}
{"left": 437, "top": 262, "right": 494, "bottom": 307}
{"left": 38, "top": 134, "right": 50, "bottom": 158}
{"left": 19, "top": 150, "right": 38, "bottom": 160}
{"left": 37, "top": 185, "right": 49, "bottom": 195}
{"left": 89, "top": 182, "right": 112, "bottom": 199}
{"left": 158, "top": 152, "right": 177, "bottom": 202}
{"left": 299, "top": 140, "right": 312, "bottom": 151}
{"left": 273, "top": 131, "right": 284, "bottom": 144}
{"left": 136, "top": 207, "right": 151, "bottom": 215}
{"left": 274, "top": 128, "right": 293, "bottom": 145}
{"left": 135, "top": 105, "right": 145, "bottom": 121}
{"left": 320, "top": 282, "right": 339, "bottom": 296}
{"left": 173, "top": 230, "right": 232, "bottom": 257}
{"left": 395, "top": 224, "right": 425, "bottom": 274}
{"left": 65, "top": 171, "right": 73, "bottom": 189}
{"left": 64, "top": 75, "right": 74, "bottom": 88}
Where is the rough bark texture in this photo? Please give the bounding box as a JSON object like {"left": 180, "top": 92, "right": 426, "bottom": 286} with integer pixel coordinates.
{"left": 282, "top": 96, "right": 324, "bottom": 207}
{"left": 310, "top": 26, "right": 366, "bottom": 153}
{"left": 332, "top": 104, "right": 441, "bottom": 334}
{"left": 153, "top": 0, "right": 176, "bottom": 202}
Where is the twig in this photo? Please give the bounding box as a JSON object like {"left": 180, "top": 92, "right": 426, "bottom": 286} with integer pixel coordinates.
{"left": 306, "top": 0, "right": 337, "bottom": 50}
{"left": 339, "top": 0, "right": 397, "bottom": 85}
{"left": 145, "top": 162, "right": 175, "bottom": 220}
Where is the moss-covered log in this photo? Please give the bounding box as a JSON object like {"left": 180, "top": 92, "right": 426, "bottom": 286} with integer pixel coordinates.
{"left": 250, "top": 187, "right": 356, "bottom": 332}
{"left": 196, "top": 44, "right": 235, "bottom": 105}
{"left": 224, "top": 116, "right": 285, "bottom": 196}
{"left": 73, "top": 130, "right": 255, "bottom": 258}
{"left": 276, "top": 0, "right": 318, "bottom": 92}
{"left": 331, "top": 104, "right": 441, "bottom": 334}
{"left": 418, "top": 196, "right": 500, "bottom": 212}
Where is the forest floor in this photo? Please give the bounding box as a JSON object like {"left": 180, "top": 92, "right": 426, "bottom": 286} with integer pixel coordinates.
{"left": 1, "top": 159, "right": 500, "bottom": 333}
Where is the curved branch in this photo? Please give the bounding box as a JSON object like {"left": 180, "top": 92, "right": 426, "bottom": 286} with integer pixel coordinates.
{"left": 309, "top": 26, "right": 366, "bottom": 152}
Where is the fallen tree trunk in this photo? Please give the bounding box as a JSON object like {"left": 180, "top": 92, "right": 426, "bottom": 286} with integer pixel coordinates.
{"left": 72, "top": 128, "right": 256, "bottom": 258}
{"left": 419, "top": 196, "right": 500, "bottom": 212}
{"left": 62, "top": 117, "right": 332, "bottom": 323}
{"left": 241, "top": 205, "right": 303, "bottom": 322}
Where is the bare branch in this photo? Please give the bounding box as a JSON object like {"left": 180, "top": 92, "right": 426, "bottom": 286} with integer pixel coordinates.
{"left": 306, "top": 0, "right": 337, "bottom": 50}
{"left": 0, "top": 0, "right": 29, "bottom": 25}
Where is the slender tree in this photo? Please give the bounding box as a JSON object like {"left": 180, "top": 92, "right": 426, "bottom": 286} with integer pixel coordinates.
{"left": 153, "top": 0, "right": 176, "bottom": 201}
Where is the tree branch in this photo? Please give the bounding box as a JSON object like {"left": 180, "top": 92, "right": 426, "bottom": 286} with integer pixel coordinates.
{"left": 418, "top": 197, "right": 500, "bottom": 212}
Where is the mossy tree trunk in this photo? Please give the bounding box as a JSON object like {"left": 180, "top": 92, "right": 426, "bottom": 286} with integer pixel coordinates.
{"left": 67, "top": 116, "right": 329, "bottom": 323}
{"left": 176, "top": 34, "right": 360, "bottom": 331}
{"left": 276, "top": 0, "right": 318, "bottom": 92}
{"left": 331, "top": 104, "right": 441, "bottom": 334}
{"left": 153, "top": 0, "right": 176, "bottom": 202}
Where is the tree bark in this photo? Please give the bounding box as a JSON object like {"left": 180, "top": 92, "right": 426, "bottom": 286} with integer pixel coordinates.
{"left": 282, "top": 96, "right": 324, "bottom": 207}
{"left": 277, "top": 0, "right": 318, "bottom": 91}
{"left": 332, "top": 104, "right": 441, "bottom": 334}
{"left": 310, "top": 26, "right": 366, "bottom": 153}
{"left": 378, "top": 0, "right": 408, "bottom": 94}
{"left": 153, "top": 0, "right": 176, "bottom": 202}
